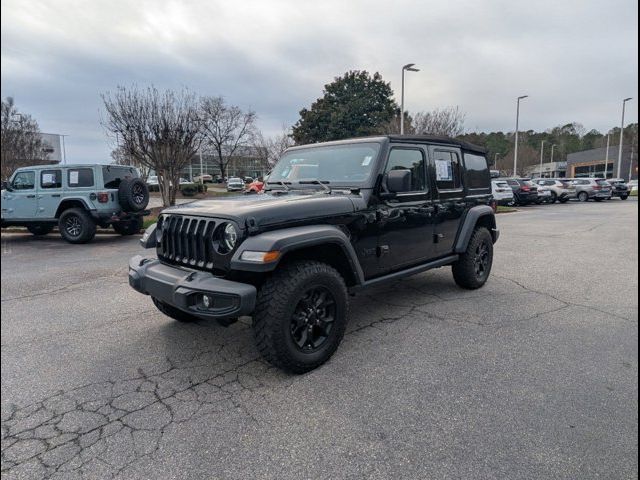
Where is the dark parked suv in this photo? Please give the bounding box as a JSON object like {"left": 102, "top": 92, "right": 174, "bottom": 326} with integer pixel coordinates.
{"left": 129, "top": 136, "right": 499, "bottom": 373}
{"left": 502, "top": 178, "right": 539, "bottom": 205}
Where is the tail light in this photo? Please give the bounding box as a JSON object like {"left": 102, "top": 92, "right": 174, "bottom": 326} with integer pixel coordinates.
{"left": 521, "top": 186, "right": 530, "bottom": 192}
{"left": 593, "top": 185, "right": 602, "bottom": 191}
{"left": 97, "top": 192, "right": 109, "bottom": 203}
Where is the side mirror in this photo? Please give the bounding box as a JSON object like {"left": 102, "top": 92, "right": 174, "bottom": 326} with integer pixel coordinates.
{"left": 2, "top": 181, "right": 12, "bottom": 192}
{"left": 386, "top": 169, "right": 412, "bottom": 193}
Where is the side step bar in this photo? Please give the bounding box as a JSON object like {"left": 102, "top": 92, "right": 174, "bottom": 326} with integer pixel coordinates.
{"left": 350, "top": 254, "right": 459, "bottom": 292}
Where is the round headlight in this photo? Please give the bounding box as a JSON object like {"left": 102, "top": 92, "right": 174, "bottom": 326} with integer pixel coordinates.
{"left": 223, "top": 223, "right": 238, "bottom": 251}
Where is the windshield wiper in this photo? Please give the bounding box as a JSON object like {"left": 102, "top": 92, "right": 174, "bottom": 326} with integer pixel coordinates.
{"left": 265, "top": 181, "right": 291, "bottom": 192}
{"left": 298, "top": 180, "right": 332, "bottom": 193}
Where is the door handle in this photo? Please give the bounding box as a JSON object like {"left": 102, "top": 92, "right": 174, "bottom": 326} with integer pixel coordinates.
{"left": 26, "top": 195, "right": 36, "bottom": 198}
{"left": 51, "top": 194, "right": 61, "bottom": 198}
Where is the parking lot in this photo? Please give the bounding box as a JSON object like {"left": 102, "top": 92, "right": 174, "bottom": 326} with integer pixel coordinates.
{"left": 1, "top": 199, "right": 637, "bottom": 479}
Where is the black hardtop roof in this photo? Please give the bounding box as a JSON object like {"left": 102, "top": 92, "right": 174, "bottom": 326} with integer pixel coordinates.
{"left": 286, "top": 135, "right": 487, "bottom": 155}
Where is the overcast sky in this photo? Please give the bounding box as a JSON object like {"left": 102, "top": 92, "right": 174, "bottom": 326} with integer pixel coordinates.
{"left": 1, "top": 0, "right": 638, "bottom": 163}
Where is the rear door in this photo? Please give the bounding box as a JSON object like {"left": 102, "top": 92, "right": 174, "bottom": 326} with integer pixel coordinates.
{"left": 429, "top": 146, "right": 466, "bottom": 258}
{"left": 36, "top": 168, "right": 63, "bottom": 218}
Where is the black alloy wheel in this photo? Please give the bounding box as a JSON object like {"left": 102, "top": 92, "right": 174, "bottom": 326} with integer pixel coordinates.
{"left": 290, "top": 286, "right": 336, "bottom": 352}
{"left": 473, "top": 240, "right": 491, "bottom": 282}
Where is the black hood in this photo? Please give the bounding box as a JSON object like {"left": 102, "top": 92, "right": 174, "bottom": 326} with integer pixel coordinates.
{"left": 162, "top": 192, "right": 357, "bottom": 229}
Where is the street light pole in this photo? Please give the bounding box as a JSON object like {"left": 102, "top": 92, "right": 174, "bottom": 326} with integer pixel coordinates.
{"left": 539, "top": 140, "right": 545, "bottom": 178}
{"left": 513, "top": 95, "right": 528, "bottom": 176}
{"left": 604, "top": 134, "right": 610, "bottom": 178}
{"left": 617, "top": 97, "right": 633, "bottom": 179}
{"left": 400, "top": 63, "right": 419, "bottom": 135}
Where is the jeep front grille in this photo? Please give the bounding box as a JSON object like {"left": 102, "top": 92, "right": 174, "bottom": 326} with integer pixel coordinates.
{"left": 157, "top": 215, "right": 219, "bottom": 270}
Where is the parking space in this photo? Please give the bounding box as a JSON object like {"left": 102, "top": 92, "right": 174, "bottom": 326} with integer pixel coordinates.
{"left": 1, "top": 199, "right": 637, "bottom": 479}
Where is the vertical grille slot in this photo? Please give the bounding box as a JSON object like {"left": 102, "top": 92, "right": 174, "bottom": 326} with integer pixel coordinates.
{"left": 158, "top": 215, "right": 217, "bottom": 269}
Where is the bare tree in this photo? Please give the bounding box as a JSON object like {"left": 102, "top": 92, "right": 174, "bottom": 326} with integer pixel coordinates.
{"left": 1, "top": 97, "right": 48, "bottom": 180}
{"left": 200, "top": 97, "right": 257, "bottom": 179}
{"left": 101, "top": 86, "right": 202, "bottom": 207}
{"left": 252, "top": 125, "right": 294, "bottom": 174}
{"left": 412, "top": 106, "right": 466, "bottom": 137}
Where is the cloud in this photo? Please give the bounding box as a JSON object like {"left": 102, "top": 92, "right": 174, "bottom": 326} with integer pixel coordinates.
{"left": 1, "top": 0, "right": 638, "bottom": 162}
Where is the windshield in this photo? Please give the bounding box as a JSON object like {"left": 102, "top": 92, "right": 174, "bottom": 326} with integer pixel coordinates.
{"left": 269, "top": 142, "right": 381, "bottom": 187}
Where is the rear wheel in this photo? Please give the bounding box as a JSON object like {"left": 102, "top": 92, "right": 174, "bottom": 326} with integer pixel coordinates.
{"left": 253, "top": 261, "right": 348, "bottom": 373}
{"left": 27, "top": 224, "right": 54, "bottom": 236}
{"left": 58, "top": 208, "right": 96, "bottom": 244}
{"left": 578, "top": 192, "right": 589, "bottom": 202}
{"left": 550, "top": 192, "right": 558, "bottom": 204}
{"left": 152, "top": 297, "right": 198, "bottom": 322}
{"left": 452, "top": 227, "right": 494, "bottom": 290}
{"left": 112, "top": 216, "right": 143, "bottom": 235}
{"left": 620, "top": 195, "right": 629, "bottom": 200}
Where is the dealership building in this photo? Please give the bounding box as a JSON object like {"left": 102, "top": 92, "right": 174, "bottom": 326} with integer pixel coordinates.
{"left": 566, "top": 144, "right": 637, "bottom": 180}
{"left": 182, "top": 145, "right": 267, "bottom": 180}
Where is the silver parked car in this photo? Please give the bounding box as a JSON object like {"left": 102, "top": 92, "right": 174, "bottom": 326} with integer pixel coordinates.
{"left": 570, "top": 178, "right": 612, "bottom": 202}
{"left": 226, "top": 177, "right": 245, "bottom": 192}
{"left": 491, "top": 180, "right": 514, "bottom": 205}
{"left": 531, "top": 178, "right": 577, "bottom": 204}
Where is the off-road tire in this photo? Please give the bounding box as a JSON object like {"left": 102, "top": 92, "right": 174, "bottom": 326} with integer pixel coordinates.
{"left": 27, "top": 224, "right": 54, "bottom": 236}
{"left": 452, "top": 227, "right": 494, "bottom": 290}
{"left": 113, "top": 216, "right": 143, "bottom": 235}
{"left": 118, "top": 178, "right": 149, "bottom": 212}
{"left": 253, "top": 261, "right": 348, "bottom": 374}
{"left": 152, "top": 297, "right": 198, "bottom": 323}
{"left": 58, "top": 208, "right": 96, "bottom": 244}
{"left": 620, "top": 195, "right": 629, "bottom": 200}
{"left": 578, "top": 192, "right": 589, "bottom": 202}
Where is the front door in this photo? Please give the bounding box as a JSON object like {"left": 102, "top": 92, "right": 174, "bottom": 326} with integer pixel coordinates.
{"left": 36, "top": 168, "right": 63, "bottom": 218}
{"left": 376, "top": 145, "right": 436, "bottom": 274}
{"left": 2, "top": 170, "right": 38, "bottom": 220}
{"left": 430, "top": 147, "right": 466, "bottom": 258}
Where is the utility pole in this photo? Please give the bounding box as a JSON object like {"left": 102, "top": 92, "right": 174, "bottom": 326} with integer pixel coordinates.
{"left": 513, "top": 95, "right": 528, "bottom": 176}
{"left": 604, "top": 134, "right": 610, "bottom": 178}
{"left": 617, "top": 97, "right": 633, "bottom": 178}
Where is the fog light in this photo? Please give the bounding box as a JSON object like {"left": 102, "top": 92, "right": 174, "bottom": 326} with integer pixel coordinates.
{"left": 202, "top": 295, "right": 211, "bottom": 308}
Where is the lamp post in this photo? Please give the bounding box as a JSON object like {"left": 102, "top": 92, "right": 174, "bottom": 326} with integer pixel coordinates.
{"left": 539, "top": 140, "right": 545, "bottom": 178}
{"left": 513, "top": 95, "right": 529, "bottom": 176}
{"left": 604, "top": 134, "right": 611, "bottom": 178}
{"left": 400, "top": 63, "right": 419, "bottom": 135}
{"left": 617, "top": 97, "right": 633, "bottom": 178}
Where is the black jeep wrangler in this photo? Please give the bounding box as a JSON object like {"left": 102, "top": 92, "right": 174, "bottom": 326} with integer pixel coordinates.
{"left": 129, "top": 136, "right": 499, "bottom": 373}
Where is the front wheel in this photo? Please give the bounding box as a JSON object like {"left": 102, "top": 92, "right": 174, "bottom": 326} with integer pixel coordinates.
{"left": 58, "top": 208, "right": 96, "bottom": 244}
{"left": 253, "top": 261, "right": 348, "bottom": 373}
{"left": 620, "top": 195, "right": 629, "bottom": 200}
{"left": 27, "top": 224, "right": 54, "bottom": 236}
{"left": 452, "top": 227, "right": 494, "bottom": 290}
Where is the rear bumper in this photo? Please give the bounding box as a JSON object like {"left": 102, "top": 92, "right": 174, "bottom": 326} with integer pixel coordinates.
{"left": 128, "top": 255, "right": 256, "bottom": 320}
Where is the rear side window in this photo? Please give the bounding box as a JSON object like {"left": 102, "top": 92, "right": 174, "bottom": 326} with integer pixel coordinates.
{"left": 102, "top": 166, "right": 138, "bottom": 189}
{"left": 385, "top": 148, "right": 426, "bottom": 192}
{"left": 506, "top": 179, "right": 519, "bottom": 186}
{"left": 67, "top": 168, "right": 94, "bottom": 188}
{"left": 463, "top": 153, "right": 489, "bottom": 190}
{"left": 11, "top": 171, "right": 35, "bottom": 190}
{"left": 596, "top": 179, "right": 610, "bottom": 186}
{"left": 41, "top": 169, "right": 62, "bottom": 189}
{"left": 434, "top": 150, "right": 463, "bottom": 190}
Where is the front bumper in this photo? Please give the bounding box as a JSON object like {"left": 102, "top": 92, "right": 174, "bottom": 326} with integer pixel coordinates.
{"left": 128, "top": 255, "right": 256, "bottom": 320}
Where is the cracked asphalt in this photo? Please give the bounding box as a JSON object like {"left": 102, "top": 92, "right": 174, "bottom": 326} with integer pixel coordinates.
{"left": 1, "top": 199, "right": 638, "bottom": 480}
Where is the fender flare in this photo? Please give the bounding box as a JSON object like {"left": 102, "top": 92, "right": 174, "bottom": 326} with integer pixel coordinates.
{"left": 230, "top": 225, "right": 365, "bottom": 284}
{"left": 454, "top": 205, "right": 498, "bottom": 253}
{"left": 55, "top": 197, "right": 94, "bottom": 217}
